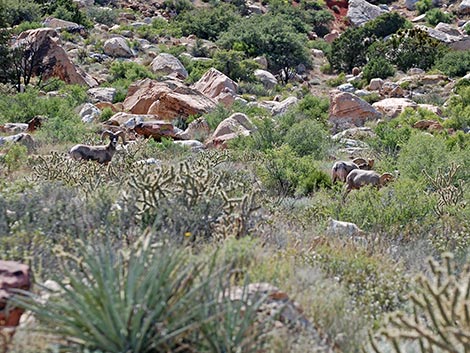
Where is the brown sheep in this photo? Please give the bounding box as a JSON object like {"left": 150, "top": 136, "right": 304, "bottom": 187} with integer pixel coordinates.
{"left": 331, "top": 158, "right": 374, "bottom": 183}
{"left": 69, "top": 130, "right": 125, "bottom": 164}
{"left": 344, "top": 169, "right": 394, "bottom": 195}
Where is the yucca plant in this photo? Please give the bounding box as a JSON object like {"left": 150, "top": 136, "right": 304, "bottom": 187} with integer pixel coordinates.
{"left": 13, "top": 234, "right": 273, "bottom": 352}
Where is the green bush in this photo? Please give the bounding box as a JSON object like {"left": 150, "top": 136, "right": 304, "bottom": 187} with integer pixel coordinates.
{"left": 284, "top": 119, "right": 330, "bottom": 158}
{"left": 362, "top": 56, "right": 396, "bottom": 83}
{"left": 444, "top": 85, "right": 470, "bottom": 130}
{"left": 415, "top": 0, "right": 433, "bottom": 14}
{"left": 425, "top": 8, "right": 453, "bottom": 26}
{"left": 434, "top": 50, "right": 470, "bottom": 77}
{"left": 86, "top": 6, "right": 118, "bottom": 26}
{"left": 3, "top": 143, "right": 28, "bottom": 173}
{"left": 0, "top": 0, "right": 42, "bottom": 26}
{"left": 213, "top": 50, "right": 260, "bottom": 82}
{"left": 258, "top": 145, "right": 331, "bottom": 197}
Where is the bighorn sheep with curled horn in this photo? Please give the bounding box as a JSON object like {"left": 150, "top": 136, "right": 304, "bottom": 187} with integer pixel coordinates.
{"left": 331, "top": 158, "right": 374, "bottom": 183}
{"left": 69, "top": 130, "right": 125, "bottom": 164}
{"left": 344, "top": 169, "right": 394, "bottom": 195}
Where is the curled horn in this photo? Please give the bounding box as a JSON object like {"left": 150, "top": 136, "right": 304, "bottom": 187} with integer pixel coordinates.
{"left": 101, "top": 130, "right": 114, "bottom": 141}
{"left": 115, "top": 130, "right": 126, "bottom": 145}
{"left": 380, "top": 173, "right": 394, "bottom": 184}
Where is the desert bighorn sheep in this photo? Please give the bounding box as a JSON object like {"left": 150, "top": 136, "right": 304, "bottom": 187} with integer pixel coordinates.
{"left": 69, "top": 130, "right": 125, "bottom": 164}
{"left": 344, "top": 169, "right": 394, "bottom": 194}
{"left": 331, "top": 158, "right": 374, "bottom": 183}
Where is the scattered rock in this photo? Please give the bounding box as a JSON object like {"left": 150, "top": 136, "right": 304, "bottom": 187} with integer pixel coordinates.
{"left": 368, "top": 78, "right": 384, "bottom": 91}
{"left": 413, "top": 119, "right": 444, "bottom": 131}
{"left": 79, "top": 103, "right": 101, "bottom": 123}
{"left": 103, "top": 37, "right": 134, "bottom": 58}
{"left": 150, "top": 53, "right": 188, "bottom": 79}
{"left": 329, "top": 91, "right": 382, "bottom": 132}
{"left": 123, "top": 78, "right": 217, "bottom": 119}
{"left": 87, "top": 87, "right": 116, "bottom": 103}
{"left": 372, "top": 98, "right": 418, "bottom": 118}
{"left": 133, "top": 120, "right": 178, "bottom": 140}
{"left": 347, "top": 0, "right": 387, "bottom": 27}
{"left": 212, "top": 113, "right": 255, "bottom": 139}
{"left": 192, "top": 68, "right": 238, "bottom": 107}
{"left": 254, "top": 69, "right": 278, "bottom": 89}
{"left": 177, "top": 117, "right": 210, "bottom": 141}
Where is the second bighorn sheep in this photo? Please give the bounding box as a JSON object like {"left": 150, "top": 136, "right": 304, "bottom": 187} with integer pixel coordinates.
{"left": 331, "top": 158, "right": 374, "bottom": 183}
{"left": 344, "top": 169, "right": 394, "bottom": 194}
{"left": 69, "top": 130, "right": 125, "bottom": 164}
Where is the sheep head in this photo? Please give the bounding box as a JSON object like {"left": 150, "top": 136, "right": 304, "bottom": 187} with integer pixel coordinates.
{"left": 379, "top": 173, "right": 394, "bottom": 186}
{"left": 101, "top": 130, "right": 126, "bottom": 147}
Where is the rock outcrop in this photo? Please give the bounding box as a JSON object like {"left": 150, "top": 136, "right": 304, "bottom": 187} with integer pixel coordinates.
{"left": 150, "top": 53, "right": 188, "bottom": 79}
{"left": 16, "top": 28, "right": 98, "bottom": 87}
{"left": 347, "top": 0, "right": 387, "bottom": 27}
{"left": 123, "top": 78, "right": 217, "bottom": 120}
{"left": 192, "top": 68, "right": 238, "bottom": 107}
{"left": 372, "top": 98, "right": 418, "bottom": 119}
{"left": 329, "top": 91, "right": 382, "bottom": 132}
{"left": 103, "top": 37, "right": 134, "bottom": 58}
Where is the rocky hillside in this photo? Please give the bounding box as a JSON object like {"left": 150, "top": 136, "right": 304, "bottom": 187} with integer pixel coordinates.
{"left": 0, "top": 0, "right": 470, "bottom": 352}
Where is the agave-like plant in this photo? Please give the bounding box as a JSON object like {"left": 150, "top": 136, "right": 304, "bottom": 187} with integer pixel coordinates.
{"left": 13, "top": 234, "right": 273, "bottom": 352}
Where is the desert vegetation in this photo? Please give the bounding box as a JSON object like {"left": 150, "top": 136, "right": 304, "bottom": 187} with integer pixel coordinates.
{"left": 0, "top": 0, "right": 470, "bottom": 352}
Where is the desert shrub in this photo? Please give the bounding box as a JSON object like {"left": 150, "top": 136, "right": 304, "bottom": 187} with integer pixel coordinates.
{"left": 415, "top": 0, "right": 433, "bottom": 14}
{"left": 164, "top": 0, "right": 193, "bottom": 14}
{"left": 3, "top": 144, "right": 28, "bottom": 173}
{"left": 15, "top": 236, "right": 273, "bottom": 353}
{"left": 44, "top": 0, "right": 92, "bottom": 28}
{"left": 213, "top": 50, "right": 260, "bottom": 82}
{"left": 217, "top": 13, "right": 311, "bottom": 83}
{"left": 257, "top": 145, "right": 331, "bottom": 197}
{"left": 326, "top": 72, "right": 347, "bottom": 86}
{"left": 435, "top": 50, "right": 470, "bottom": 77}
{"left": 0, "top": 0, "right": 42, "bottom": 26}
{"left": 303, "top": 240, "right": 409, "bottom": 320}
{"left": 176, "top": 3, "right": 241, "bottom": 41}
{"left": 369, "top": 254, "right": 470, "bottom": 353}
{"left": 12, "top": 21, "right": 43, "bottom": 34}
{"left": 109, "top": 61, "right": 155, "bottom": 82}
{"left": 338, "top": 177, "right": 435, "bottom": 236}
{"left": 231, "top": 117, "right": 284, "bottom": 152}
{"left": 396, "top": 132, "right": 449, "bottom": 181}
{"left": 425, "top": 8, "right": 453, "bottom": 26}
{"left": 385, "top": 27, "right": 445, "bottom": 71}
{"left": 284, "top": 119, "right": 330, "bottom": 158}
{"left": 362, "top": 56, "right": 396, "bottom": 82}
{"left": 86, "top": 6, "right": 118, "bottom": 26}
{"left": 444, "top": 86, "right": 470, "bottom": 130}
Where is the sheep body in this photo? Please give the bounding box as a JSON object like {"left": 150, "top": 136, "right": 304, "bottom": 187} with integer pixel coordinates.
{"left": 332, "top": 158, "right": 375, "bottom": 183}
{"left": 345, "top": 169, "right": 394, "bottom": 193}
{"left": 69, "top": 131, "right": 124, "bottom": 164}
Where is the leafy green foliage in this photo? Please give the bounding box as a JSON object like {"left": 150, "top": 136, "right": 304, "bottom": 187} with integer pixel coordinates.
{"left": 441, "top": 86, "right": 470, "bottom": 130}
{"left": 3, "top": 144, "right": 28, "bottom": 173}
{"left": 284, "top": 119, "right": 330, "bottom": 158}
{"left": 258, "top": 145, "right": 331, "bottom": 197}
{"left": 434, "top": 50, "right": 470, "bottom": 77}
{"left": 176, "top": 3, "right": 241, "bottom": 41}
{"left": 362, "top": 56, "right": 396, "bottom": 83}
{"left": 218, "top": 13, "right": 311, "bottom": 83}
{"left": 415, "top": 0, "right": 433, "bottom": 14}
{"left": 0, "top": 0, "right": 42, "bottom": 26}
{"left": 86, "top": 6, "right": 118, "bottom": 26}
{"left": 15, "top": 236, "right": 272, "bottom": 353}
{"left": 44, "top": 0, "right": 92, "bottom": 27}
{"left": 425, "top": 8, "right": 453, "bottom": 26}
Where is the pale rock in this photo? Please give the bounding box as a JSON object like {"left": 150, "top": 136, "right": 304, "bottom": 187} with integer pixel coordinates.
{"left": 418, "top": 104, "right": 443, "bottom": 116}
{"left": 42, "top": 17, "right": 82, "bottom": 31}
{"left": 368, "top": 78, "right": 384, "bottom": 91}
{"left": 332, "top": 127, "right": 376, "bottom": 141}
{"left": 212, "top": 113, "right": 254, "bottom": 139}
{"left": 381, "top": 81, "right": 405, "bottom": 97}
{"left": 254, "top": 69, "right": 277, "bottom": 89}
{"left": 372, "top": 98, "right": 418, "bottom": 118}
{"left": 407, "top": 68, "right": 425, "bottom": 75}
{"left": 192, "top": 68, "right": 238, "bottom": 107}
{"left": 435, "top": 22, "right": 462, "bottom": 36}
{"left": 15, "top": 28, "right": 98, "bottom": 87}
{"left": 347, "top": 0, "right": 387, "bottom": 27}
{"left": 174, "top": 140, "right": 205, "bottom": 151}
{"left": 329, "top": 91, "right": 382, "bottom": 132}
{"left": 324, "top": 30, "right": 339, "bottom": 43}
{"left": 103, "top": 37, "right": 133, "bottom": 58}
{"left": 459, "top": 0, "right": 470, "bottom": 14}
{"left": 79, "top": 103, "right": 101, "bottom": 123}
{"left": 311, "top": 49, "right": 325, "bottom": 58}
{"left": 253, "top": 56, "right": 268, "bottom": 69}
{"left": 338, "top": 83, "right": 355, "bottom": 93}
{"left": 327, "top": 219, "right": 364, "bottom": 237}
{"left": 124, "top": 78, "right": 217, "bottom": 119}
{"left": 177, "top": 117, "right": 210, "bottom": 141}
{"left": 150, "top": 53, "right": 188, "bottom": 79}
{"left": 272, "top": 96, "right": 298, "bottom": 116}
{"left": 87, "top": 87, "right": 116, "bottom": 103}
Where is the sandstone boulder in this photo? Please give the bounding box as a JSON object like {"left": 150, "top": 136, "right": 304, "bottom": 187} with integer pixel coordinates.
{"left": 212, "top": 113, "right": 255, "bottom": 139}
{"left": 177, "top": 117, "right": 210, "bottom": 141}
{"left": 150, "top": 53, "right": 188, "bottom": 79}
{"left": 329, "top": 91, "right": 382, "bottom": 132}
{"left": 133, "top": 120, "right": 177, "bottom": 140}
{"left": 413, "top": 119, "right": 444, "bottom": 131}
{"left": 42, "top": 17, "right": 83, "bottom": 32}
{"left": 16, "top": 28, "right": 98, "bottom": 87}
{"left": 87, "top": 87, "right": 116, "bottom": 103}
{"left": 104, "top": 112, "right": 160, "bottom": 128}
{"left": 103, "top": 37, "right": 133, "bottom": 58}
{"left": 347, "top": 0, "right": 387, "bottom": 27}
{"left": 254, "top": 69, "right": 277, "bottom": 89}
{"left": 372, "top": 98, "right": 418, "bottom": 118}
{"left": 123, "top": 78, "right": 217, "bottom": 119}
{"left": 192, "top": 68, "right": 238, "bottom": 107}
{"left": 368, "top": 78, "right": 384, "bottom": 91}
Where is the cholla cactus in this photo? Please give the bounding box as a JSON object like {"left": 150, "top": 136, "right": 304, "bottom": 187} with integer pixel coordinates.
{"left": 423, "top": 163, "right": 465, "bottom": 217}
{"left": 370, "top": 253, "right": 470, "bottom": 353}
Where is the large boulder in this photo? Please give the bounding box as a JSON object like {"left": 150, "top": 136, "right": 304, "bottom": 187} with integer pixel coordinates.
{"left": 212, "top": 113, "right": 255, "bottom": 139}
{"left": 133, "top": 120, "right": 177, "bottom": 140}
{"left": 254, "top": 69, "right": 278, "bottom": 89}
{"left": 104, "top": 112, "right": 158, "bottom": 128}
{"left": 87, "top": 87, "right": 117, "bottom": 103}
{"left": 192, "top": 68, "right": 238, "bottom": 107}
{"left": 42, "top": 17, "right": 83, "bottom": 32}
{"left": 0, "top": 261, "right": 31, "bottom": 327}
{"left": 347, "top": 0, "right": 387, "bottom": 27}
{"left": 79, "top": 103, "right": 101, "bottom": 123}
{"left": 103, "top": 37, "right": 133, "bottom": 58}
{"left": 16, "top": 28, "right": 98, "bottom": 87}
{"left": 372, "top": 98, "right": 418, "bottom": 119}
{"left": 150, "top": 53, "right": 188, "bottom": 79}
{"left": 459, "top": 0, "right": 470, "bottom": 14}
{"left": 329, "top": 91, "right": 382, "bottom": 132}
{"left": 416, "top": 24, "right": 470, "bottom": 50}
{"left": 123, "top": 78, "right": 217, "bottom": 120}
